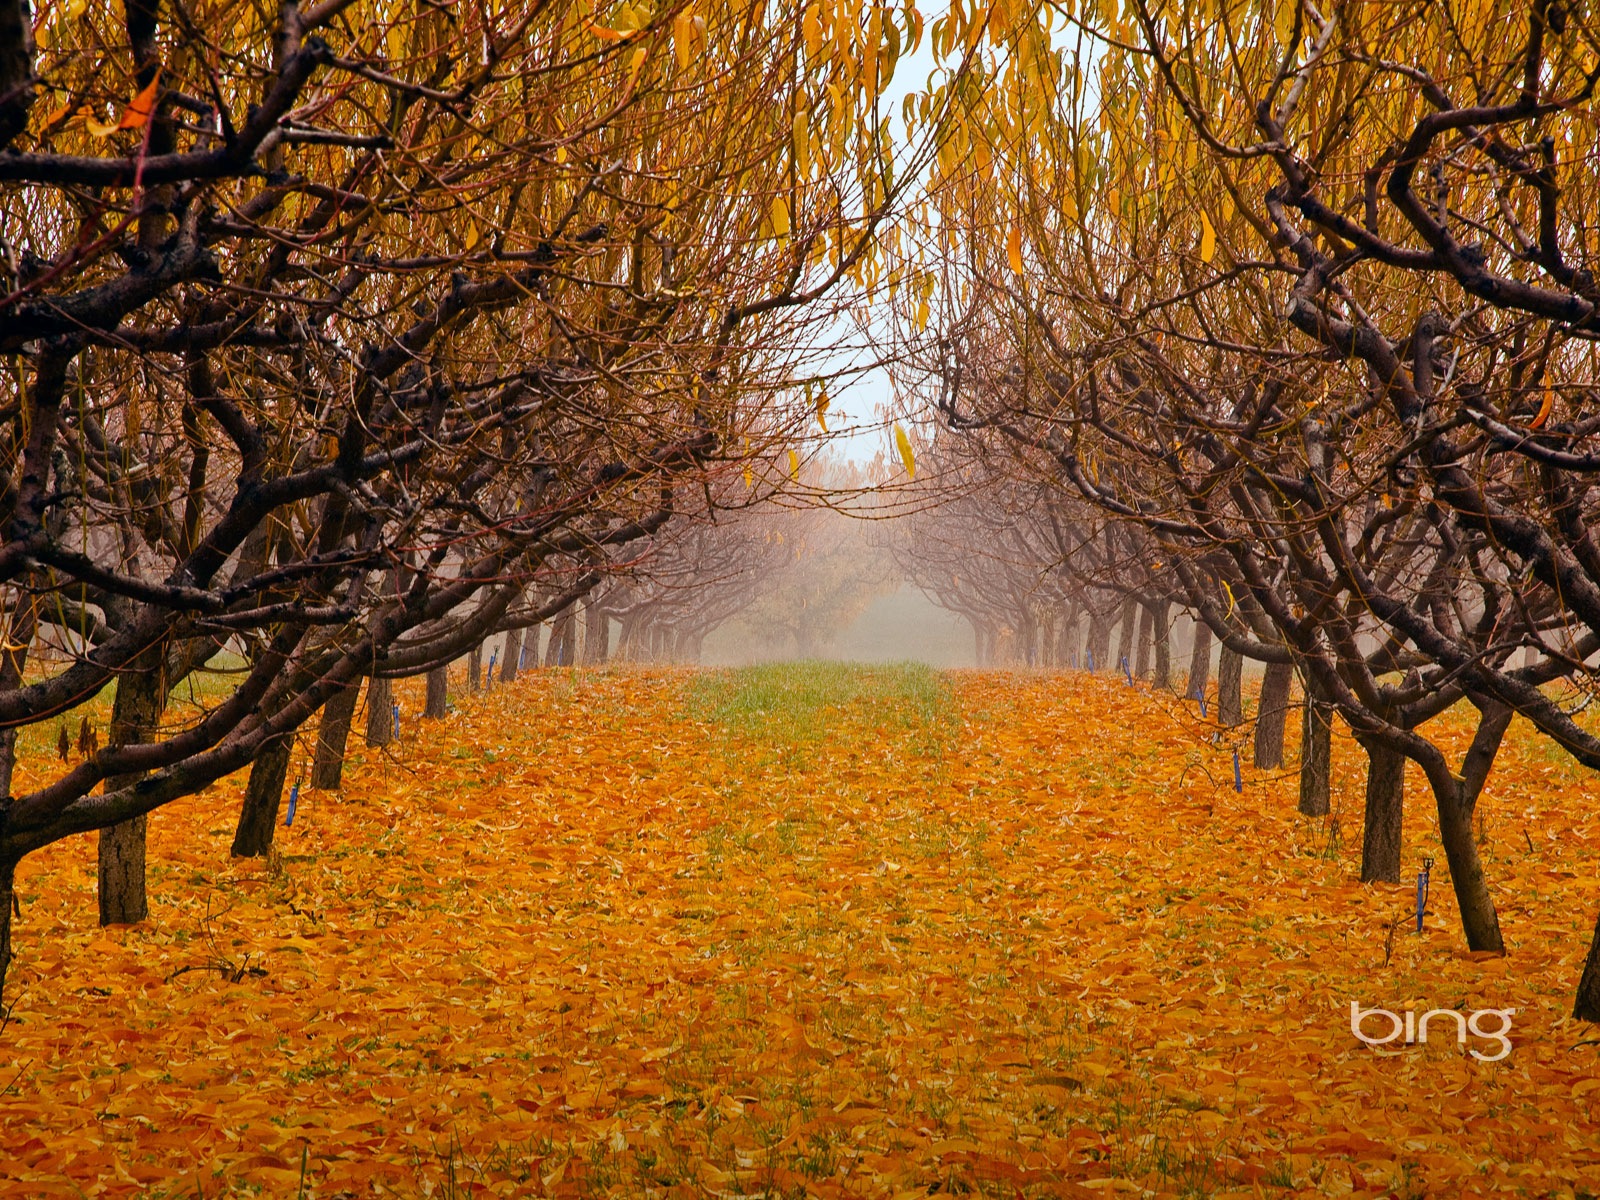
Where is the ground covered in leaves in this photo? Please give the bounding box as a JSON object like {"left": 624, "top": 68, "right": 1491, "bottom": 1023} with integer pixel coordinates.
{"left": 3, "top": 664, "right": 1599, "bottom": 1198}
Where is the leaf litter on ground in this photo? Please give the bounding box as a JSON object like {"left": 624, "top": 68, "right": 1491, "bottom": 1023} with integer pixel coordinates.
{"left": 2, "top": 662, "right": 1598, "bottom": 1197}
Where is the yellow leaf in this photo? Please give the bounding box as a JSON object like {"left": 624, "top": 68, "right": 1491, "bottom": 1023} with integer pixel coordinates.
{"left": 673, "top": 10, "right": 695, "bottom": 69}
{"left": 915, "top": 297, "right": 929, "bottom": 331}
{"left": 793, "top": 106, "right": 811, "bottom": 177}
{"left": 788, "top": 448, "right": 800, "bottom": 479}
{"left": 1006, "top": 223, "right": 1023, "bottom": 275}
{"left": 86, "top": 71, "right": 162, "bottom": 138}
{"left": 627, "top": 45, "right": 650, "bottom": 88}
{"left": 1531, "top": 385, "right": 1553, "bottom": 429}
{"left": 894, "top": 424, "right": 915, "bottom": 480}
{"left": 119, "top": 72, "right": 161, "bottom": 131}
{"left": 463, "top": 219, "right": 480, "bottom": 251}
{"left": 769, "top": 196, "right": 791, "bottom": 239}
{"left": 816, "top": 391, "right": 829, "bottom": 433}
{"left": 1274, "top": 0, "right": 1298, "bottom": 46}
{"left": 803, "top": 3, "right": 823, "bottom": 56}
{"left": 1200, "top": 211, "right": 1216, "bottom": 264}
{"left": 744, "top": 465, "right": 754, "bottom": 488}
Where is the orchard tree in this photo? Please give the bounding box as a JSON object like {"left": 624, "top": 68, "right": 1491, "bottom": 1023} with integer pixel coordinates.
{"left": 896, "top": 0, "right": 1600, "bottom": 1013}
{"left": 0, "top": 0, "right": 981, "bottom": 1001}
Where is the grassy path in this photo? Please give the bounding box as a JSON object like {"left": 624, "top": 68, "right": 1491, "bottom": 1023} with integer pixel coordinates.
{"left": 2, "top": 664, "right": 1598, "bottom": 1197}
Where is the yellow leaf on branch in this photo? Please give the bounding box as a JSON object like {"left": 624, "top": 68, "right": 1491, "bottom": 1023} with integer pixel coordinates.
{"left": 895, "top": 423, "right": 915, "bottom": 480}
{"left": 87, "top": 72, "right": 161, "bottom": 137}
{"left": 1531, "top": 385, "right": 1554, "bottom": 429}
{"left": 1200, "top": 211, "right": 1216, "bottom": 264}
{"left": 673, "top": 9, "right": 695, "bottom": 68}
{"left": 1006, "top": 223, "right": 1023, "bottom": 276}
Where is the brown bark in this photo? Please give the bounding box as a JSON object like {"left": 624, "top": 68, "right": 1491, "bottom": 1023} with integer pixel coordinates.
{"left": 424, "top": 666, "right": 448, "bottom": 718}
{"left": 231, "top": 733, "right": 291, "bottom": 857}
{"left": 365, "top": 676, "right": 394, "bottom": 747}
{"left": 1254, "top": 661, "right": 1293, "bottom": 770}
{"left": 501, "top": 627, "right": 523, "bottom": 683}
{"left": 1086, "top": 608, "right": 1112, "bottom": 671}
{"left": 311, "top": 684, "right": 358, "bottom": 790}
{"left": 1298, "top": 683, "right": 1332, "bottom": 817}
{"left": 99, "top": 643, "right": 166, "bottom": 925}
{"left": 98, "top": 816, "right": 148, "bottom": 925}
{"left": 0, "top": 0, "right": 38, "bottom": 149}
{"left": 1430, "top": 703, "right": 1511, "bottom": 953}
{"left": 0, "top": 856, "right": 14, "bottom": 1011}
{"left": 1187, "top": 620, "right": 1213, "bottom": 700}
{"left": 1115, "top": 597, "right": 1137, "bottom": 674}
{"left": 1134, "top": 603, "right": 1155, "bottom": 678}
{"left": 1360, "top": 739, "right": 1405, "bottom": 883}
{"left": 1058, "top": 604, "right": 1081, "bottom": 668}
{"left": 0, "top": 587, "right": 35, "bottom": 801}
{"left": 1217, "top": 646, "right": 1243, "bottom": 726}
{"left": 1573, "top": 907, "right": 1600, "bottom": 1021}
{"left": 584, "top": 603, "right": 609, "bottom": 664}
{"left": 547, "top": 609, "right": 577, "bottom": 666}
{"left": 467, "top": 643, "right": 482, "bottom": 692}
{"left": 1150, "top": 601, "right": 1171, "bottom": 689}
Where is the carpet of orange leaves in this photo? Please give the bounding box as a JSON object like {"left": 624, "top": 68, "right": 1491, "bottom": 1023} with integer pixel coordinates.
{"left": 2, "top": 666, "right": 1599, "bottom": 1198}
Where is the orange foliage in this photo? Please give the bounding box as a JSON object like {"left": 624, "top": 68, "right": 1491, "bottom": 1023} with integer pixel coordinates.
{"left": 2, "top": 670, "right": 1598, "bottom": 1196}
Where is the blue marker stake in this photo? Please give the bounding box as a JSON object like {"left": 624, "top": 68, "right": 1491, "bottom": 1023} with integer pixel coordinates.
{"left": 1232, "top": 748, "right": 1243, "bottom": 792}
{"left": 1086, "top": 649, "right": 1095, "bottom": 672}
{"left": 1122, "top": 656, "right": 1134, "bottom": 686}
{"left": 392, "top": 702, "right": 401, "bottom": 739}
{"left": 284, "top": 780, "right": 300, "bottom": 827}
{"left": 1416, "top": 858, "right": 1432, "bottom": 932}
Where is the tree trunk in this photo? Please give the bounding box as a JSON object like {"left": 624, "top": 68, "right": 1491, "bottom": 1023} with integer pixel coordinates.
{"left": 1087, "top": 608, "right": 1112, "bottom": 671}
{"left": 231, "top": 733, "right": 292, "bottom": 857}
{"left": 1187, "top": 621, "right": 1213, "bottom": 700}
{"left": 425, "top": 666, "right": 448, "bottom": 718}
{"left": 558, "top": 610, "right": 578, "bottom": 665}
{"left": 468, "top": 643, "right": 482, "bottom": 692}
{"left": 1115, "top": 597, "right": 1137, "bottom": 674}
{"left": 585, "top": 603, "right": 609, "bottom": 664}
{"left": 1431, "top": 703, "right": 1511, "bottom": 953}
{"left": 311, "top": 683, "right": 359, "bottom": 790}
{"left": 0, "top": 856, "right": 14, "bottom": 1011}
{"left": 1298, "top": 682, "right": 1332, "bottom": 817}
{"left": 1360, "top": 738, "right": 1404, "bottom": 883}
{"left": 1217, "top": 646, "right": 1243, "bottom": 726}
{"left": 1151, "top": 601, "right": 1171, "bottom": 689}
{"left": 98, "top": 816, "right": 148, "bottom": 926}
{"left": 1058, "top": 601, "right": 1078, "bottom": 668}
{"left": 99, "top": 645, "right": 167, "bottom": 926}
{"left": 1573, "top": 907, "right": 1600, "bottom": 1021}
{"left": 501, "top": 627, "right": 522, "bottom": 683}
{"left": 618, "top": 616, "right": 640, "bottom": 660}
{"left": 365, "top": 675, "right": 393, "bottom": 747}
{"left": 1254, "top": 661, "right": 1293, "bottom": 770}
{"left": 1133, "top": 604, "right": 1154, "bottom": 678}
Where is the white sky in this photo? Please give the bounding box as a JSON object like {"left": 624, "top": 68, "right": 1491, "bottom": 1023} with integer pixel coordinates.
{"left": 822, "top": 10, "right": 947, "bottom": 465}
